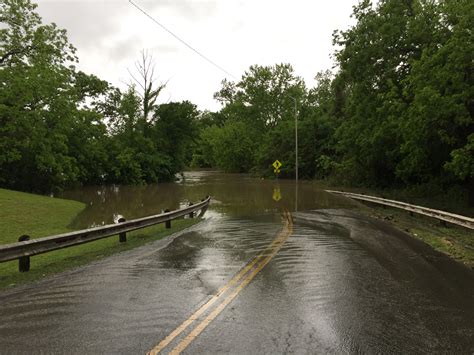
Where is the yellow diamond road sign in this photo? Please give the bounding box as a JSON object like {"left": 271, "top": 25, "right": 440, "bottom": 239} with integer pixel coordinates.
{"left": 272, "top": 160, "right": 282, "bottom": 170}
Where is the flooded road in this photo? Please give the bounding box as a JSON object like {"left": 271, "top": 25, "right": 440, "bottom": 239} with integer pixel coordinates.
{"left": 1, "top": 171, "right": 473, "bottom": 353}
{"left": 55, "top": 171, "right": 353, "bottom": 228}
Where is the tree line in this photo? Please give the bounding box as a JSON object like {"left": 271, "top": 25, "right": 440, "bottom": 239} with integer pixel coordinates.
{"left": 193, "top": 0, "right": 473, "bottom": 203}
{"left": 1, "top": 0, "right": 198, "bottom": 192}
{"left": 1, "top": 0, "right": 473, "bottom": 204}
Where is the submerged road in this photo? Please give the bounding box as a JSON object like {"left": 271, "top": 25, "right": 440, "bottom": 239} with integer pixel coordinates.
{"left": 1, "top": 207, "right": 473, "bottom": 353}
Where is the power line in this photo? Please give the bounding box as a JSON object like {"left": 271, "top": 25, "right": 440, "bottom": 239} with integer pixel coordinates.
{"left": 128, "top": 0, "right": 237, "bottom": 79}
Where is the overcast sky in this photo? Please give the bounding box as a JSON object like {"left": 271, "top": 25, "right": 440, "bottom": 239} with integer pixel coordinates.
{"left": 36, "top": 0, "right": 358, "bottom": 111}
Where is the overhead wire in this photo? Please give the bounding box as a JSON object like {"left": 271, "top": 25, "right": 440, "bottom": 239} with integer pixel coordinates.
{"left": 128, "top": 0, "right": 237, "bottom": 80}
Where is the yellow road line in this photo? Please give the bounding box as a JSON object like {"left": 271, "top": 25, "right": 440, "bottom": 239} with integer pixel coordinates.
{"left": 168, "top": 211, "right": 293, "bottom": 354}
{"left": 147, "top": 212, "right": 291, "bottom": 355}
{"left": 148, "top": 256, "right": 262, "bottom": 355}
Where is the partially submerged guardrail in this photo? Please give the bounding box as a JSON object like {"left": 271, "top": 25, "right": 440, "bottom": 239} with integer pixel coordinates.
{"left": 0, "top": 196, "right": 211, "bottom": 272}
{"left": 326, "top": 190, "right": 473, "bottom": 230}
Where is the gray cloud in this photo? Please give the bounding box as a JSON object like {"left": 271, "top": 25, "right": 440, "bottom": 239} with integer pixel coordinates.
{"left": 36, "top": 1, "right": 217, "bottom": 50}
{"left": 33, "top": 0, "right": 358, "bottom": 111}
{"left": 149, "top": 0, "right": 217, "bottom": 21}
{"left": 106, "top": 34, "right": 143, "bottom": 63}
{"left": 37, "top": 1, "right": 126, "bottom": 50}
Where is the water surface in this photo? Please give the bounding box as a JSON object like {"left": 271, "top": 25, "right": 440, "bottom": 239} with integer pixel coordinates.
{"left": 59, "top": 171, "right": 355, "bottom": 227}
{"left": 2, "top": 171, "right": 472, "bottom": 353}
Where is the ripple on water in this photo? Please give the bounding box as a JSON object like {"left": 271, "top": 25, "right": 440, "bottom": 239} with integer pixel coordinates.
{"left": 1, "top": 203, "right": 471, "bottom": 354}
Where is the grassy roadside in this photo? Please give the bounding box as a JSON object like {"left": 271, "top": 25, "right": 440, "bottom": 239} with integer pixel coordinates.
{"left": 0, "top": 188, "right": 85, "bottom": 242}
{"left": 358, "top": 205, "right": 474, "bottom": 269}
{"left": 320, "top": 184, "right": 474, "bottom": 269}
{"left": 325, "top": 184, "right": 474, "bottom": 217}
{"left": 0, "top": 188, "right": 200, "bottom": 289}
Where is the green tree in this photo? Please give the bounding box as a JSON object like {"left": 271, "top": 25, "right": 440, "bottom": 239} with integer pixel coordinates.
{"left": 192, "top": 125, "right": 220, "bottom": 168}
{"left": 398, "top": 0, "right": 473, "bottom": 185}
{"left": 215, "top": 64, "right": 306, "bottom": 130}
{"left": 152, "top": 101, "right": 200, "bottom": 174}
{"left": 211, "top": 121, "right": 257, "bottom": 172}
{"left": 210, "top": 64, "right": 307, "bottom": 175}
{"left": 332, "top": 0, "right": 444, "bottom": 186}
{"left": 0, "top": 0, "right": 109, "bottom": 191}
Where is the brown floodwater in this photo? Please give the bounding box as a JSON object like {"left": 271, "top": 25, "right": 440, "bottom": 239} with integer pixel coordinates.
{"left": 2, "top": 171, "right": 472, "bottom": 353}
{"left": 58, "top": 171, "right": 356, "bottom": 228}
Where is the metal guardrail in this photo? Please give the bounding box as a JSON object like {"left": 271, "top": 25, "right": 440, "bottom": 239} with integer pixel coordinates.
{"left": 0, "top": 196, "right": 211, "bottom": 271}
{"left": 326, "top": 190, "right": 474, "bottom": 230}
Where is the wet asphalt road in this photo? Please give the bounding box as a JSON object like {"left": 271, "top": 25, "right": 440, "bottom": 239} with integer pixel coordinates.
{"left": 1, "top": 207, "right": 474, "bottom": 354}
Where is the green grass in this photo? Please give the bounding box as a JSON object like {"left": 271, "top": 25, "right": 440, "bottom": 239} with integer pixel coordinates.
{"left": 323, "top": 183, "right": 474, "bottom": 217}
{"left": 316, "top": 181, "right": 474, "bottom": 268}
{"left": 0, "top": 188, "right": 200, "bottom": 289}
{"left": 0, "top": 188, "right": 85, "bottom": 243}
{"left": 359, "top": 205, "right": 474, "bottom": 269}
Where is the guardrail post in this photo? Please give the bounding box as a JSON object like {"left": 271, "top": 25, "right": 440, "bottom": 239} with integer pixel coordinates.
{"left": 198, "top": 196, "right": 209, "bottom": 217}
{"left": 165, "top": 209, "right": 171, "bottom": 229}
{"left": 189, "top": 202, "right": 194, "bottom": 218}
{"left": 18, "top": 235, "right": 30, "bottom": 272}
{"left": 118, "top": 217, "right": 127, "bottom": 242}
{"left": 0, "top": 197, "right": 211, "bottom": 267}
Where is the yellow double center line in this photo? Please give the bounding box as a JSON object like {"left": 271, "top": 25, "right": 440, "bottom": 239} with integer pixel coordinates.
{"left": 148, "top": 210, "right": 293, "bottom": 355}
